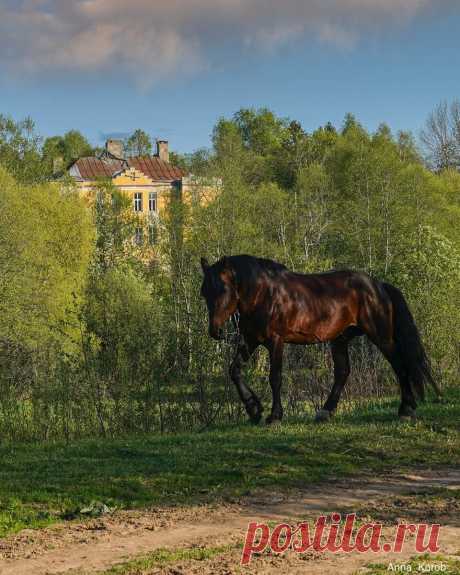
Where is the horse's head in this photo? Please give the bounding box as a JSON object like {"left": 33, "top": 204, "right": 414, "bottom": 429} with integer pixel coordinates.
{"left": 200, "top": 256, "right": 239, "bottom": 340}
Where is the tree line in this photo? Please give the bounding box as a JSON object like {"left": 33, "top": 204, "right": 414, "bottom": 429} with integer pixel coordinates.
{"left": 0, "top": 105, "right": 459, "bottom": 440}
{"left": 0, "top": 120, "right": 157, "bottom": 184}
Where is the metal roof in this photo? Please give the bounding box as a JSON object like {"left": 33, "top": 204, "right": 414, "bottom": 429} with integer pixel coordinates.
{"left": 70, "top": 156, "right": 185, "bottom": 182}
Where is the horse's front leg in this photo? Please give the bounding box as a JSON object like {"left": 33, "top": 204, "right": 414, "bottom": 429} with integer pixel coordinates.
{"left": 229, "top": 339, "right": 262, "bottom": 424}
{"left": 266, "top": 336, "right": 284, "bottom": 425}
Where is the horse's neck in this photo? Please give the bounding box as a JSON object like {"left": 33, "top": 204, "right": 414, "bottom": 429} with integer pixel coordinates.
{"left": 237, "top": 277, "right": 270, "bottom": 315}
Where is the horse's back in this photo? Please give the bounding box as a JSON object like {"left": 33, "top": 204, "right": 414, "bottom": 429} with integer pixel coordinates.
{"left": 288, "top": 268, "right": 378, "bottom": 296}
{"left": 269, "top": 268, "right": 392, "bottom": 343}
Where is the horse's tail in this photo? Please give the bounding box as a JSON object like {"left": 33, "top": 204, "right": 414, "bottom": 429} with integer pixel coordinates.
{"left": 382, "top": 282, "right": 442, "bottom": 401}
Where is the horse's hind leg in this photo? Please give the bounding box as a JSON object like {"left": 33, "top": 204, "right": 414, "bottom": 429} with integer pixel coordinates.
{"left": 315, "top": 337, "right": 350, "bottom": 423}
{"left": 377, "top": 343, "right": 417, "bottom": 421}
{"left": 230, "top": 339, "right": 262, "bottom": 424}
{"left": 359, "top": 291, "right": 417, "bottom": 420}
{"left": 363, "top": 326, "right": 417, "bottom": 420}
{"left": 391, "top": 354, "right": 417, "bottom": 420}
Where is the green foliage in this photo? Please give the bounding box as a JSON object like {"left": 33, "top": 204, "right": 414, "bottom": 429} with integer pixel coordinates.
{"left": 233, "top": 108, "right": 288, "bottom": 154}
{"left": 90, "top": 180, "right": 138, "bottom": 271}
{"left": 170, "top": 148, "right": 211, "bottom": 175}
{"left": 430, "top": 168, "right": 460, "bottom": 246}
{"left": 0, "top": 167, "right": 93, "bottom": 349}
{"left": 124, "top": 129, "right": 153, "bottom": 157}
{"left": 0, "top": 115, "right": 45, "bottom": 183}
{"left": 42, "top": 130, "right": 93, "bottom": 174}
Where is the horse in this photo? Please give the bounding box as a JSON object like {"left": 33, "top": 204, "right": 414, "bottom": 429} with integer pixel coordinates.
{"left": 200, "top": 254, "right": 441, "bottom": 424}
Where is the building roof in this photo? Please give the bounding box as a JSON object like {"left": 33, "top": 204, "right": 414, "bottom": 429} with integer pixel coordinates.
{"left": 69, "top": 156, "right": 185, "bottom": 182}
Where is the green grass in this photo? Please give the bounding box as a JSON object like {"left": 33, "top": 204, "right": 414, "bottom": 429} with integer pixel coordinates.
{"left": 94, "top": 544, "right": 238, "bottom": 575}
{"left": 0, "top": 388, "right": 458, "bottom": 538}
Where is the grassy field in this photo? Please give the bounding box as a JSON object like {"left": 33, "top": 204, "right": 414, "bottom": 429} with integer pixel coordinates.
{"left": 0, "top": 387, "right": 458, "bottom": 538}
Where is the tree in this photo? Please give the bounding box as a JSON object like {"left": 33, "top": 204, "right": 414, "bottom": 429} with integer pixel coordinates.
{"left": 374, "top": 123, "right": 393, "bottom": 141}
{"left": 213, "top": 109, "right": 294, "bottom": 187}
{"left": 85, "top": 180, "right": 139, "bottom": 272}
{"left": 310, "top": 123, "right": 338, "bottom": 166}
{"left": 124, "top": 129, "right": 152, "bottom": 157}
{"left": 0, "top": 115, "right": 44, "bottom": 183}
{"left": 275, "top": 121, "right": 311, "bottom": 187}
{"left": 341, "top": 113, "right": 363, "bottom": 135}
{"left": 212, "top": 118, "right": 245, "bottom": 160}
{"left": 233, "top": 108, "right": 288, "bottom": 155}
{"left": 170, "top": 148, "right": 211, "bottom": 175}
{"left": 397, "top": 130, "right": 420, "bottom": 163}
{"left": 420, "top": 100, "right": 460, "bottom": 171}
{"left": 42, "top": 130, "right": 93, "bottom": 174}
{"left": 62, "top": 130, "right": 93, "bottom": 161}
{"left": 0, "top": 167, "right": 93, "bottom": 349}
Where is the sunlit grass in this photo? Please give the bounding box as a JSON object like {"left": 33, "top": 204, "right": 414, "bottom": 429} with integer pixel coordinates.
{"left": 0, "top": 387, "right": 458, "bottom": 538}
{"left": 96, "top": 544, "right": 238, "bottom": 575}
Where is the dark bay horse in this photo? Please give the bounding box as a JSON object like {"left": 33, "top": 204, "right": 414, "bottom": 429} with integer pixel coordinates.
{"left": 200, "top": 254, "right": 441, "bottom": 424}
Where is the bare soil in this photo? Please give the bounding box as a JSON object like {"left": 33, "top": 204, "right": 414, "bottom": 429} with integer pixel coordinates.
{"left": 0, "top": 468, "right": 459, "bottom": 575}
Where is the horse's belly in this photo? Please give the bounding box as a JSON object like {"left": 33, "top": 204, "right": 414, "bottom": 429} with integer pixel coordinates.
{"left": 284, "top": 332, "right": 318, "bottom": 344}
{"left": 283, "top": 314, "right": 354, "bottom": 344}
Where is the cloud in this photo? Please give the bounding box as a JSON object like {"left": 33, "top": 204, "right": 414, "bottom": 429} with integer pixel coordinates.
{"left": 0, "top": 0, "right": 439, "bottom": 85}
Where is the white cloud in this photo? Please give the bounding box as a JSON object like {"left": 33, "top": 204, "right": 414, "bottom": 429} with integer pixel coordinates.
{"left": 0, "top": 0, "right": 441, "bottom": 84}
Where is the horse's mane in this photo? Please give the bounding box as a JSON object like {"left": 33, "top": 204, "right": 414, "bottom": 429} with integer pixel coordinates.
{"left": 225, "top": 254, "right": 289, "bottom": 289}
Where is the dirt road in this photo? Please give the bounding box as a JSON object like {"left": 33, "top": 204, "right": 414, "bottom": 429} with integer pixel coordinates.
{"left": 0, "top": 468, "right": 459, "bottom": 575}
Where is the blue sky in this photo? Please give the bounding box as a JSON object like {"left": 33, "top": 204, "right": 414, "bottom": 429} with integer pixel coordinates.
{"left": 1, "top": 1, "right": 459, "bottom": 154}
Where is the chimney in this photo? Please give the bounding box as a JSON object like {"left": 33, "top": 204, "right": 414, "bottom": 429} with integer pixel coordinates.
{"left": 157, "top": 140, "right": 169, "bottom": 163}
{"left": 106, "top": 139, "right": 124, "bottom": 159}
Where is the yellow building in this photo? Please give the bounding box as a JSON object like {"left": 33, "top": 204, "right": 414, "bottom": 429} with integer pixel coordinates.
{"left": 69, "top": 140, "right": 181, "bottom": 239}
{"left": 68, "top": 139, "right": 218, "bottom": 249}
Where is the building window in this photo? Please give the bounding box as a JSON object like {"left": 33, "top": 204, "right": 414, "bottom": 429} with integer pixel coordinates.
{"left": 133, "top": 192, "right": 143, "bottom": 212}
{"left": 149, "top": 223, "right": 158, "bottom": 245}
{"left": 134, "top": 227, "right": 143, "bottom": 246}
{"left": 149, "top": 191, "right": 157, "bottom": 213}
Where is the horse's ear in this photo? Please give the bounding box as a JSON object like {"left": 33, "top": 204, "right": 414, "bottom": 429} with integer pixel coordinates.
{"left": 200, "top": 257, "right": 210, "bottom": 273}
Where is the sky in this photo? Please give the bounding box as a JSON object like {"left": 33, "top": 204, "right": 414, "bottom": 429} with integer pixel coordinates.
{"left": 1, "top": 0, "right": 460, "bottom": 154}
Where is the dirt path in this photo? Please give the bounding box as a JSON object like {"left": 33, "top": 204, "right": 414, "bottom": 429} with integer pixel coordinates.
{"left": 0, "top": 468, "right": 459, "bottom": 575}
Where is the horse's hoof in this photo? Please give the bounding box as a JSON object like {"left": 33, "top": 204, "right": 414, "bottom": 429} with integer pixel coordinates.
{"left": 246, "top": 398, "right": 263, "bottom": 424}
{"left": 315, "top": 409, "right": 332, "bottom": 423}
{"left": 399, "top": 414, "right": 416, "bottom": 423}
{"left": 249, "top": 413, "right": 262, "bottom": 425}
{"left": 398, "top": 406, "right": 416, "bottom": 423}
